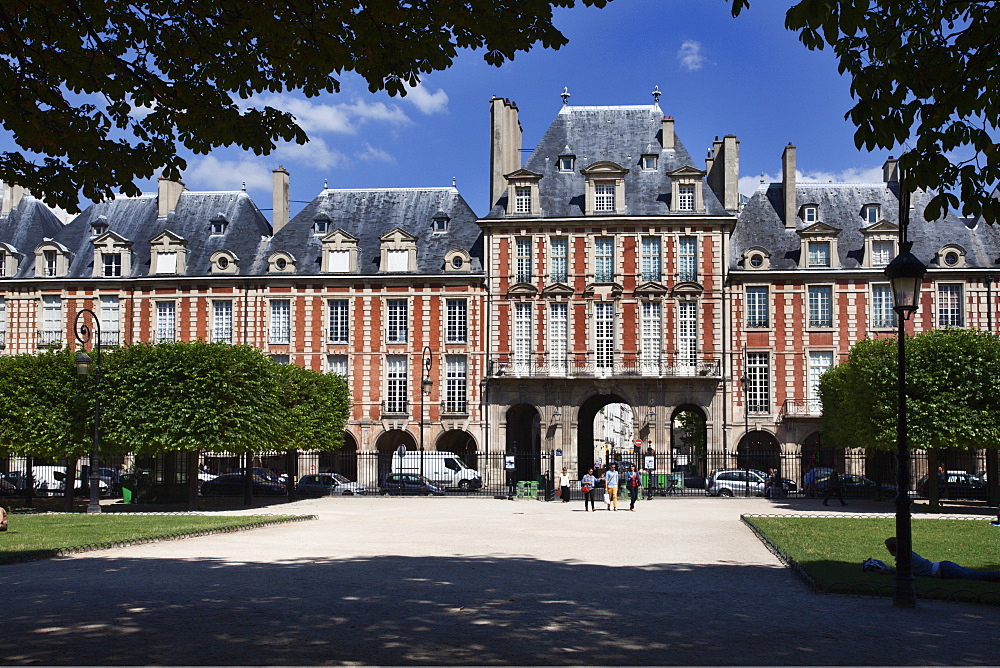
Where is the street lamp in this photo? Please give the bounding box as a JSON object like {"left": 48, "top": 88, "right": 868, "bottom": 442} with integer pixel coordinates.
{"left": 420, "top": 346, "right": 433, "bottom": 481}
{"left": 74, "top": 309, "right": 103, "bottom": 514}
{"left": 884, "top": 192, "right": 927, "bottom": 608}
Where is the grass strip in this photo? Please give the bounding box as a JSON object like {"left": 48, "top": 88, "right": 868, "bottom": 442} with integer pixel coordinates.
{"left": 0, "top": 513, "right": 315, "bottom": 564}
{"left": 743, "top": 514, "right": 1000, "bottom": 605}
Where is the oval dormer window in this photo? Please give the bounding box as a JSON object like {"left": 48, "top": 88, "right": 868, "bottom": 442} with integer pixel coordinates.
{"left": 749, "top": 253, "right": 764, "bottom": 269}
{"left": 452, "top": 256, "right": 464, "bottom": 269}
{"left": 218, "top": 257, "right": 229, "bottom": 270}
{"left": 276, "top": 258, "right": 287, "bottom": 270}
{"left": 944, "top": 251, "right": 960, "bottom": 267}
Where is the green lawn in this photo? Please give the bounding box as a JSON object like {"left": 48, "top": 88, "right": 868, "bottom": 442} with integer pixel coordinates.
{"left": 0, "top": 513, "right": 308, "bottom": 563}
{"left": 745, "top": 516, "right": 1000, "bottom": 604}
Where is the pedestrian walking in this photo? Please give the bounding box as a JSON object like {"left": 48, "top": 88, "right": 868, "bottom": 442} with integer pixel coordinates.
{"left": 580, "top": 468, "right": 597, "bottom": 512}
{"left": 624, "top": 464, "right": 642, "bottom": 511}
{"left": 604, "top": 463, "right": 620, "bottom": 511}
{"left": 823, "top": 467, "right": 846, "bottom": 506}
{"left": 556, "top": 467, "right": 571, "bottom": 503}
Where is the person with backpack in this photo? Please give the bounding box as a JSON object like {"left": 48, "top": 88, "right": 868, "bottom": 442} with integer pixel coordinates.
{"left": 624, "top": 464, "right": 642, "bottom": 511}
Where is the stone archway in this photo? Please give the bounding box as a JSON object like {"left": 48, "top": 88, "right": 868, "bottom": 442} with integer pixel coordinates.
{"left": 801, "top": 431, "right": 844, "bottom": 472}
{"left": 436, "top": 429, "right": 479, "bottom": 469}
{"left": 374, "top": 429, "right": 418, "bottom": 484}
{"left": 576, "top": 393, "right": 631, "bottom": 476}
{"left": 670, "top": 404, "right": 708, "bottom": 480}
{"left": 737, "top": 430, "right": 780, "bottom": 473}
{"left": 317, "top": 431, "right": 360, "bottom": 481}
{"left": 506, "top": 404, "right": 541, "bottom": 482}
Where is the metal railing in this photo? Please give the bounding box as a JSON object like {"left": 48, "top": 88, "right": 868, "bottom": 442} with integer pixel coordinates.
{"left": 488, "top": 353, "right": 721, "bottom": 379}
{"left": 37, "top": 330, "right": 63, "bottom": 348}
{"left": 780, "top": 398, "right": 822, "bottom": 419}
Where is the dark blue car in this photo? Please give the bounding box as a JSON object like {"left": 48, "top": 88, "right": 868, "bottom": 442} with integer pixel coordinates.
{"left": 379, "top": 473, "right": 445, "bottom": 496}
{"left": 200, "top": 474, "right": 287, "bottom": 496}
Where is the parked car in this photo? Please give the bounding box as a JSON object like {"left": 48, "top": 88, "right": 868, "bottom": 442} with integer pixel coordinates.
{"left": 0, "top": 476, "right": 15, "bottom": 495}
{"left": 200, "top": 474, "right": 287, "bottom": 496}
{"left": 815, "top": 473, "right": 896, "bottom": 499}
{"left": 379, "top": 473, "right": 445, "bottom": 496}
{"left": 297, "top": 473, "right": 367, "bottom": 496}
{"left": 916, "top": 471, "right": 986, "bottom": 500}
{"left": 3, "top": 467, "right": 109, "bottom": 496}
{"left": 705, "top": 469, "right": 768, "bottom": 497}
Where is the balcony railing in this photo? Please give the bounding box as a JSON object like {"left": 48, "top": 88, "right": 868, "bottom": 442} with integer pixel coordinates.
{"left": 98, "top": 330, "right": 121, "bottom": 347}
{"left": 488, "top": 353, "right": 721, "bottom": 379}
{"left": 381, "top": 400, "right": 409, "bottom": 417}
{"left": 37, "top": 329, "right": 63, "bottom": 348}
{"left": 780, "top": 398, "right": 822, "bottom": 419}
{"left": 441, "top": 400, "right": 469, "bottom": 415}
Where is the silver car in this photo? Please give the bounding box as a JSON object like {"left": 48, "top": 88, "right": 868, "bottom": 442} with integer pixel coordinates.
{"left": 705, "top": 469, "right": 767, "bottom": 497}
{"left": 297, "top": 473, "right": 367, "bottom": 496}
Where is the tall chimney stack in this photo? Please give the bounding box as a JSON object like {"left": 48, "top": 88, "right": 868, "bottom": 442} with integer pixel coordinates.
{"left": 272, "top": 166, "right": 290, "bottom": 233}
{"left": 157, "top": 177, "right": 185, "bottom": 217}
{"left": 782, "top": 143, "right": 797, "bottom": 229}
{"left": 883, "top": 156, "right": 898, "bottom": 184}
{"left": 662, "top": 116, "right": 675, "bottom": 150}
{"left": 489, "top": 96, "right": 522, "bottom": 210}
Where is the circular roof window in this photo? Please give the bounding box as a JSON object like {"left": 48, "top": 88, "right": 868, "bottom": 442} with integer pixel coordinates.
{"left": 748, "top": 253, "right": 764, "bottom": 269}
{"left": 944, "top": 251, "right": 960, "bottom": 267}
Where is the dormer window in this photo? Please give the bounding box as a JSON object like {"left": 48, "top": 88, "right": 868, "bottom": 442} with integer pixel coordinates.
{"left": 320, "top": 229, "right": 359, "bottom": 273}
{"left": 667, "top": 166, "right": 707, "bottom": 213}
{"left": 91, "top": 231, "right": 133, "bottom": 278}
{"left": 936, "top": 245, "right": 967, "bottom": 268}
{"left": 149, "top": 230, "right": 188, "bottom": 275}
{"left": 797, "top": 222, "right": 841, "bottom": 269}
{"left": 44, "top": 250, "right": 58, "bottom": 276}
{"left": 432, "top": 211, "right": 450, "bottom": 231}
{"left": 34, "top": 241, "right": 72, "bottom": 278}
{"left": 313, "top": 212, "right": 331, "bottom": 235}
{"left": 0, "top": 243, "right": 18, "bottom": 277}
{"left": 861, "top": 220, "right": 898, "bottom": 268}
{"left": 871, "top": 240, "right": 895, "bottom": 266}
{"left": 210, "top": 250, "right": 239, "bottom": 275}
{"left": 102, "top": 253, "right": 122, "bottom": 277}
{"left": 642, "top": 155, "right": 658, "bottom": 170}
{"left": 267, "top": 251, "right": 296, "bottom": 274}
{"left": 90, "top": 218, "right": 108, "bottom": 237}
{"left": 559, "top": 156, "right": 575, "bottom": 172}
{"left": 864, "top": 204, "right": 880, "bottom": 224}
{"left": 504, "top": 169, "right": 542, "bottom": 217}
{"left": 802, "top": 205, "right": 818, "bottom": 223}
{"left": 743, "top": 247, "right": 771, "bottom": 270}
{"left": 445, "top": 249, "right": 472, "bottom": 272}
{"left": 379, "top": 228, "right": 417, "bottom": 272}
{"left": 807, "top": 241, "right": 830, "bottom": 267}
{"left": 582, "top": 161, "right": 628, "bottom": 215}
{"left": 210, "top": 213, "right": 228, "bottom": 236}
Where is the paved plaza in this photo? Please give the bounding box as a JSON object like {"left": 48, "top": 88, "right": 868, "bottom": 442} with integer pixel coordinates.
{"left": 3, "top": 496, "right": 1000, "bottom": 665}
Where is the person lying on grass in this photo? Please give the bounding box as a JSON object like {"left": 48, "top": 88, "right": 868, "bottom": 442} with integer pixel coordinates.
{"left": 0, "top": 506, "right": 7, "bottom": 532}
{"left": 884, "top": 537, "right": 1000, "bottom": 582}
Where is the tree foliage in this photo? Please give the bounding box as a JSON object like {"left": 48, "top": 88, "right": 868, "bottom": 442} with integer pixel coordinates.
{"left": 0, "top": 348, "right": 93, "bottom": 460}
{"left": 729, "top": 1, "right": 1000, "bottom": 224}
{"left": 0, "top": 0, "right": 609, "bottom": 212}
{"left": 273, "top": 362, "right": 351, "bottom": 452}
{"left": 818, "top": 329, "right": 1000, "bottom": 451}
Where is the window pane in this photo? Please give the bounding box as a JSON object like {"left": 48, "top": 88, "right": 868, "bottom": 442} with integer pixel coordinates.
{"left": 327, "top": 354, "right": 349, "bottom": 379}
{"left": 99, "top": 296, "right": 120, "bottom": 346}
{"left": 808, "top": 242, "right": 830, "bottom": 267}
{"left": 595, "top": 237, "right": 614, "bottom": 282}
{"left": 550, "top": 238, "right": 567, "bottom": 283}
{"left": 677, "top": 301, "right": 697, "bottom": 374}
{"left": 328, "top": 300, "right": 349, "bottom": 343}
{"left": 445, "top": 356, "right": 467, "bottom": 413}
{"left": 595, "top": 302, "right": 614, "bottom": 373}
{"left": 678, "top": 236, "right": 697, "bottom": 282}
{"left": 156, "top": 302, "right": 175, "bottom": 343}
{"left": 386, "top": 299, "right": 408, "bottom": 343}
{"left": 329, "top": 250, "right": 350, "bottom": 272}
{"left": 808, "top": 286, "right": 833, "bottom": 327}
{"left": 871, "top": 285, "right": 897, "bottom": 328}
{"left": 156, "top": 252, "right": 177, "bottom": 274}
{"left": 387, "top": 250, "right": 408, "bottom": 272}
{"left": 678, "top": 185, "right": 694, "bottom": 211}
{"left": 548, "top": 303, "right": 567, "bottom": 375}
{"left": 386, "top": 355, "right": 407, "bottom": 413}
{"left": 594, "top": 182, "right": 615, "bottom": 211}
{"left": 746, "top": 287, "right": 769, "bottom": 328}
{"left": 514, "top": 303, "right": 531, "bottom": 374}
{"left": 213, "top": 300, "right": 233, "bottom": 343}
{"left": 514, "top": 187, "right": 531, "bottom": 214}
{"left": 516, "top": 238, "right": 532, "bottom": 283}
{"left": 938, "top": 285, "right": 963, "bottom": 326}
{"left": 808, "top": 351, "right": 834, "bottom": 411}
{"left": 446, "top": 299, "right": 467, "bottom": 343}
{"left": 641, "top": 237, "right": 661, "bottom": 282}
{"left": 746, "top": 352, "right": 770, "bottom": 413}
{"left": 641, "top": 301, "right": 661, "bottom": 375}
{"left": 270, "top": 300, "right": 290, "bottom": 344}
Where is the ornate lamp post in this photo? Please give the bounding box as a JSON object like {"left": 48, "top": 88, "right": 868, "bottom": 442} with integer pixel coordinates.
{"left": 74, "top": 309, "right": 103, "bottom": 514}
{"left": 884, "top": 174, "right": 927, "bottom": 608}
{"left": 420, "top": 346, "right": 433, "bottom": 480}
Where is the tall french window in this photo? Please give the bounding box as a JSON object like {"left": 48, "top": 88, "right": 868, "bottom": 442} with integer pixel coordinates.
{"left": 595, "top": 237, "right": 614, "bottom": 282}
{"left": 678, "top": 236, "right": 697, "bottom": 282}
{"left": 677, "top": 301, "right": 698, "bottom": 374}
{"left": 550, "top": 238, "right": 568, "bottom": 283}
{"left": 385, "top": 355, "right": 407, "bottom": 414}
{"left": 156, "top": 301, "right": 175, "bottom": 343}
{"left": 595, "top": 302, "right": 615, "bottom": 374}
{"left": 270, "top": 299, "right": 291, "bottom": 344}
{"left": 386, "top": 299, "right": 408, "bottom": 343}
{"left": 328, "top": 299, "right": 349, "bottom": 343}
{"left": 807, "top": 286, "right": 833, "bottom": 327}
{"left": 641, "top": 237, "right": 661, "bottom": 282}
{"left": 745, "top": 287, "right": 769, "bottom": 328}
{"left": 0, "top": 297, "right": 6, "bottom": 347}
{"left": 513, "top": 303, "right": 532, "bottom": 374}
{"left": 871, "top": 285, "right": 897, "bottom": 328}
{"left": 446, "top": 299, "right": 467, "bottom": 343}
{"left": 99, "top": 295, "right": 120, "bottom": 346}
{"left": 641, "top": 301, "right": 662, "bottom": 375}
{"left": 213, "top": 300, "right": 233, "bottom": 343}
{"left": 515, "top": 238, "right": 532, "bottom": 283}
{"left": 746, "top": 352, "right": 770, "bottom": 413}
{"left": 808, "top": 351, "right": 834, "bottom": 411}
{"left": 548, "top": 302, "right": 568, "bottom": 375}
{"left": 938, "top": 284, "right": 963, "bottom": 326}
{"left": 445, "top": 356, "right": 468, "bottom": 413}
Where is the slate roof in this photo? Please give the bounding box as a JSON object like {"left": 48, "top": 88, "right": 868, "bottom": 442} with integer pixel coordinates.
{"left": 485, "top": 103, "right": 730, "bottom": 219}
{"left": 33, "top": 190, "right": 272, "bottom": 279}
{"left": 0, "top": 195, "right": 66, "bottom": 260}
{"left": 731, "top": 182, "right": 1000, "bottom": 271}
{"left": 275, "top": 187, "right": 483, "bottom": 275}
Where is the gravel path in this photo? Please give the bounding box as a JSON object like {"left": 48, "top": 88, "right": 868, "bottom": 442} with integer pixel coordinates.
{"left": 2, "top": 496, "right": 999, "bottom": 665}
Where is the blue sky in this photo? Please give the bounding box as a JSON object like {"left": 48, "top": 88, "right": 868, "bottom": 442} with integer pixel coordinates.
{"left": 118, "top": 2, "right": 888, "bottom": 220}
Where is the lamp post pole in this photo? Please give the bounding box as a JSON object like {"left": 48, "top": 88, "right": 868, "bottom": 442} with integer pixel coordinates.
{"left": 884, "top": 167, "right": 927, "bottom": 609}
{"left": 420, "top": 346, "right": 433, "bottom": 481}
{"left": 74, "top": 309, "right": 102, "bottom": 514}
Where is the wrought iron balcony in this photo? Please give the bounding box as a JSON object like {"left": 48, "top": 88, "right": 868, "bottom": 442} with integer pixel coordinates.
{"left": 440, "top": 400, "right": 469, "bottom": 416}
{"left": 37, "top": 329, "right": 63, "bottom": 348}
{"left": 780, "top": 398, "right": 822, "bottom": 420}
{"left": 488, "top": 353, "right": 721, "bottom": 379}
{"left": 380, "top": 400, "right": 409, "bottom": 417}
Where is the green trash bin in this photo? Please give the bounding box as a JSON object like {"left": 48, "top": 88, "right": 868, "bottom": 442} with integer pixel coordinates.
{"left": 120, "top": 474, "right": 135, "bottom": 504}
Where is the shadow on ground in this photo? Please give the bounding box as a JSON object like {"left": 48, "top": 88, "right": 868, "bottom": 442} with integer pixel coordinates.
{"left": 3, "top": 553, "right": 1000, "bottom": 665}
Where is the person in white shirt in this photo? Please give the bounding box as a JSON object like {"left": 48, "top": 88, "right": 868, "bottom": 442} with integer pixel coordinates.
{"left": 604, "top": 463, "right": 620, "bottom": 511}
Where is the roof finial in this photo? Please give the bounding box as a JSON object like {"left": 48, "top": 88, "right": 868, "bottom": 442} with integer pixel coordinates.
{"left": 760, "top": 172, "right": 765, "bottom": 184}
{"left": 652, "top": 85, "right": 661, "bottom": 104}
{"left": 452, "top": 176, "right": 456, "bottom": 187}
{"left": 561, "top": 86, "right": 571, "bottom": 106}
{"left": 241, "top": 181, "right": 246, "bottom": 192}
{"left": 324, "top": 178, "right": 328, "bottom": 189}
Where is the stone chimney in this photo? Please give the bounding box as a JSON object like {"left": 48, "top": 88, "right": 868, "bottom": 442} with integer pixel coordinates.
{"left": 707, "top": 135, "right": 740, "bottom": 212}
{"left": 883, "top": 156, "right": 898, "bottom": 184}
{"left": 157, "top": 177, "right": 185, "bottom": 217}
{"left": 489, "top": 96, "right": 522, "bottom": 210}
{"left": 272, "top": 166, "right": 290, "bottom": 233}
{"left": 1, "top": 181, "right": 25, "bottom": 216}
{"left": 782, "top": 143, "right": 797, "bottom": 229}
{"left": 661, "top": 116, "right": 675, "bottom": 150}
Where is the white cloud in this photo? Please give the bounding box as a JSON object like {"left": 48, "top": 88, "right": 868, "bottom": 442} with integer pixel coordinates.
{"left": 273, "top": 137, "right": 347, "bottom": 171}
{"left": 677, "top": 40, "right": 707, "bottom": 71}
{"left": 739, "top": 166, "right": 888, "bottom": 197}
{"left": 186, "top": 156, "right": 272, "bottom": 191}
{"left": 403, "top": 82, "right": 449, "bottom": 115}
{"left": 244, "top": 94, "right": 413, "bottom": 135}
{"left": 356, "top": 143, "right": 396, "bottom": 164}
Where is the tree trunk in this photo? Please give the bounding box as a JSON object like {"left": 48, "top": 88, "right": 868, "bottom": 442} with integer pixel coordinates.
{"left": 187, "top": 450, "right": 199, "bottom": 511}
{"left": 243, "top": 452, "right": 253, "bottom": 506}
{"left": 987, "top": 449, "right": 999, "bottom": 507}
{"left": 64, "top": 456, "right": 77, "bottom": 512}
{"left": 927, "top": 449, "right": 940, "bottom": 512}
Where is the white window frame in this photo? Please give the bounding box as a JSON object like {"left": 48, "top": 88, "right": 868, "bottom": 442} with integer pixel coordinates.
{"left": 327, "top": 354, "right": 349, "bottom": 379}
{"left": 40, "top": 295, "right": 62, "bottom": 346}
{"left": 385, "top": 355, "right": 407, "bottom": 414}
{"left": 515, "top": 237, "right": 532, "bottom": 283}
{"left": 156, "top": 301, "right": 176, "bottom": 343}
{"left": 871, "top": 284, "right": 897, "bottom": 329}
{"left": 807, "top": 241, "right": 831, "bottom": 267}
{"left": 678, "top": 236, "right": 697, "bottom": 282}
{"left": 594, "top": 182, "right": 616, "bottom": 212}
{"left": 548, "top": 302, "right": 568, "bottom": 376}
{"left": 99, "top": 295, "right": 120, "bottom": 346}
{"left": 269, "top": 299, "right": 291, "bottom": 345}
{"left": 677, "top": 185, "right": 695, "bottom": 211}
{"left": 807, "top": 285, "right": 833, "bottom": 328}
{"left": 514, "top": 187, "right": 531, "bottom": 214}
{"left": 746, "top": 352, "right": 770, "bottom": 414}
{"left": 871, "top": 240, "right": 895, "bottom": 267}
{"left": 102, "top": 253, "right": 122, "bottom": 278}
{"left": 745, "top": 286, "right": 769, "bottom": 329}
{"left": 550, "top": 238, "right": 568, "bottom": 283}
{"left": 641, "top": 301, "right": 662, "bottom": 376}
{"left": 513, "top": 303, "right": 532, "bottom": 375}
{"left": 808, "top": 351, "right": 834, "bottom": 412}
{"left": 328, "top": 299, "right": 349, "bottom": 344}
{"left": 677, "top": 301, "right": 698, "bottom": 375}
{"left": 446, "top": 299, "right": 467, "bottom": 344}
{"left": 156, "top": 251, "right": 178, "bottom": 274}
{"left": 386, "top": 299, "right": 408, "bottom": 344}
{"left": 641, "top": 237, "right": 661, "bottom": 282}
{"left": 444, "top": 356, "right": 468, "bottom": 413}
{"left": 595, "top": 237, "right": 614, "bottom": 283}
{"left": 213, "top": 300, "right": 233, "bottom": 343}
{"left": 594, "top": 301, "right": 615, "bottom": 375}
{"left": 938, "top": 284, "right": 964, "bottom": 327}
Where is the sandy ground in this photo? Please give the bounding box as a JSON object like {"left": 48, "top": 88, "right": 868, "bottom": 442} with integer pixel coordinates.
{"left": 2, "top": 495, "right": 1000, "bottom": 665}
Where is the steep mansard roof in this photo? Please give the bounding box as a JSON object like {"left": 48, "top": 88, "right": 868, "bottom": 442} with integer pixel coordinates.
{"left": 731, "top": 182, "right": 1000, "bottom": 271}
{"left": 0, "top": 196, "right": 66, "bottom": 260}
{"left": 486, "top": 103, "right": 729, "bottom": 219}
{"left": 276, "top": 186, "right": 483, "bottom": 274}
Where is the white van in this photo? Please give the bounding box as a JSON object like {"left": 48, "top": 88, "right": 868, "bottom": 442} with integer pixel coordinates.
{"left": 6, "top": 466, "right": 109, "bottom": 496}
{"left": 390, "top": 451, "right": 482, "bottom": 490}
